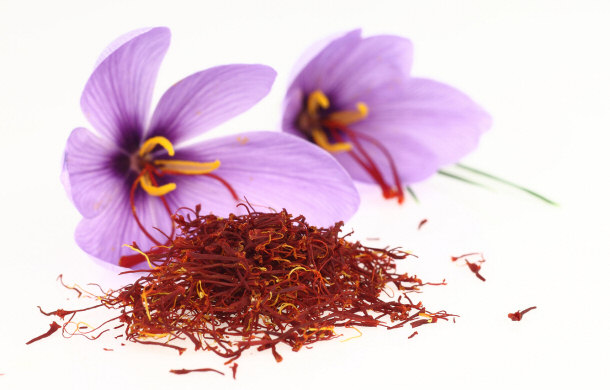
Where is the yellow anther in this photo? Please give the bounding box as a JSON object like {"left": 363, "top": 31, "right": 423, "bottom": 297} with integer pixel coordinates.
{"left": 139, "top": 136, "right": 175, "bottom": 157}
{"left": 419, "top": 312, "right": 433, "bottom": 323}
{"left": 327, "top": 101, "right": 369, "bottom": 125}
{"left": 140, "top": 173, "right": 177, "bottom": 196}
{"left": 311, "top": 128, "right": 352, "bottom": 153}
{"left": 307, "top": 89, "right": 330, "bottom": 116}
{"left": 154, "top": 159, "right": 221, "bottom": 175}
{"left": 123, "top": 244, "right": 156, "bottom": 269}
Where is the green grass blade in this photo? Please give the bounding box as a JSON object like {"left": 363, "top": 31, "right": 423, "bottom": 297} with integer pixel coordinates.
{"left": 406, "top": 186, "right": 419, "bottom": 203}
{"left": 438, "top": 170, "right": 489, "bottom": 188}
{"left": 455, "top": 163, "right": 558, "bottom": 206}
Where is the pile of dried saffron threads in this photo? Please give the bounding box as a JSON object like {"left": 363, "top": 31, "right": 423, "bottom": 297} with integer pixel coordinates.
{"left": 39, "top": 204, "right": 451, "bottom": 367}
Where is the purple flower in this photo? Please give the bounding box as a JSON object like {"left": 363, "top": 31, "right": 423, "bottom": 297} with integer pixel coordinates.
{"left": 64, "top": 27, "right": 359, "bottom": 267}
{"left": 282, "top": 30, "right": 492, "bottom": 203}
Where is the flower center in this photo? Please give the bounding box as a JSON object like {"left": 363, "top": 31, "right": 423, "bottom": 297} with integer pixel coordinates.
{"left": 119, "top": 136, "right": 238, "bottom": 268}
{"left": 297, "top": 90, "right": 404, "bottom": 203}
{"left": 134, "top": 136, "right": 221, "bottom": 196}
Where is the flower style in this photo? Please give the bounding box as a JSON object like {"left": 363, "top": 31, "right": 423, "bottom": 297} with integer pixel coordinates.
{"left": 282, "top": 30, "right": 492, "bottom": 203}
{"left": 64, "top": 27, "right": 359, "bottom": 267}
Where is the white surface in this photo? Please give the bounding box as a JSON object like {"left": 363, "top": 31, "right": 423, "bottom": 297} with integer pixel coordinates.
{"left": 1, "top": 0, "right": 609, "bottom": 389}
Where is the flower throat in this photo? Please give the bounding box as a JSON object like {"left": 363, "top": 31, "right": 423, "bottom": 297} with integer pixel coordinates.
{"left": 297, "top": 90, "right": 404, "bottom": 203}
{"left": 118, "top": 136, "right": 238, "bottom": 267}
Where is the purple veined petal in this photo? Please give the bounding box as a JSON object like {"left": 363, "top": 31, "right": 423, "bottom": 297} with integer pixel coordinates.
{"left": 94, "top": 27, "right": 156, "bottom": 67}
{"left": 289, "top": 30, "right": 361, "bottom": 95}
{"left": 289, "top": 31, "right": 413, "bottom": 108}
{"left": 281, "top": 86, "right": 305, "bottom": 136}
{"left": 323, "top": 35, "right": 413, "bottom": 108}
{"left": 60, "top": 158, "right": 73, "bottom": 203}
{"left": 75, "top": 187, "right": 175, "bottom": 265}
{"left": 80, "top": 27, "right": 170, "bottom": 149}
{"left": 148, "top": 65, "right": 277, "bottom": 145}
{"left": 332, "top": 129, "right": 441, "bottom": 185}
{"left": 283, "top": 30, "right": 361, "bottom": 131}
{"left": 354, "top": 77, "right": 492, "bottom": 167}
{"left": 165, "top": 131, "right": 360, "bottom": 228}
{"left": 64, "top": 127, "right": 126, "bottom": 218}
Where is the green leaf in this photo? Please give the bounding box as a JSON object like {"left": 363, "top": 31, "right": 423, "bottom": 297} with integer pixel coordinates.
{"left": 455, "top": 163, "right": 558, "bottom": 206}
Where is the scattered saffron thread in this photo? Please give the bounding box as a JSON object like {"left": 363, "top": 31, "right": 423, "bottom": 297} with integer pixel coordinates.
{"left": 169, "top": 368, "right": 225, "bottom": 376}
{"left": 508, "top": 306, "right": 537, "bottom": 321}
{"left": 418, "top": 219, "right": 428, "bottom": 230}
{"left": 230, "top": 363, "right": 238, "bottom": 379}
{"left": 37, "top": 204, "right": 451, "bottom": 368}
{"left": 26, "top": 321, "right": 61, "bottom": 345}
{"left": 408, "top": 331, "right": 418, "bottom": 339}
{"left": 451, "top": 253, "right": 486, "bottom": 282}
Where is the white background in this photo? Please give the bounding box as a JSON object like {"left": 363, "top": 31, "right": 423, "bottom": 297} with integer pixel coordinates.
{"left": 1, "top": 0, "right": 609, "bottom": 389}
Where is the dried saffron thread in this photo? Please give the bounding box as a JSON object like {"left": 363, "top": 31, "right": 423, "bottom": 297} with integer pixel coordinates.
{"left": 418, "top": 219, "right": 428, "bottom": 230}
{"left": 169, "top": 368, "right": 225, "bottom": 376}
{"left": 508, "top": 306, "right": 537, "bottom": 321}
{"left": 39, "top": 204, "right": 451, "bottom": 365}
{"left": 451, "top": 253, "right": 486, "bottom": 282}
{"left": 25, "top": 321, "right": 61, "bottom": 345}
{"left": 229, "top": 363, "right": 238, "bottom": 379}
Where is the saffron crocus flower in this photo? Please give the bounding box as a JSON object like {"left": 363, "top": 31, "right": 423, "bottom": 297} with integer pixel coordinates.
{"left": 282, "top": 30, "right": 492, "bottom": 203}
{"left": 64, "top": 27, "right": 359, "bottom": 267}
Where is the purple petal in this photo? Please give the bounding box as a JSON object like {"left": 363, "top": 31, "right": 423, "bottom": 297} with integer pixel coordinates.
{"left": 354, "top": 77, "right": 492, "bottom": 167}
{"left": 148, "top": 65, "right": 276, "bottom": 145}
{"left": 286, "top": 31, "right": 413, "bottom": 118}
{"left": 165, "top": 132, "right": 360, "bottom": 228}
{"left": 80, "top": 27, "right": 170, "bottom": 148}
{"left": 64, "top": 127, "right": 125, "bottom": 218}
{"left": 94, "top": 28, "right": 157, "bottom": 67}
{"left": 75, "top": 188, "right": 175, "bottom": 265}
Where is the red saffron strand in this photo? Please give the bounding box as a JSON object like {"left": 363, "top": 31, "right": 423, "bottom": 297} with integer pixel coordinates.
{"left": 26, "top": 321, "right": 61, "bottom": 345}
{"left": 451, "top": 253, "right": 486, "bottom": 282}
{"left": 118, "top": 246, "right": 168, "bottom": 268}
{"left": 343, "top": 126, "right": 404, "bottom": 202}
{"left": 418, "top": 219, "right": 428, "bottom": 230}
{"left": 128, "top": 169, "right": 163, "bottom": 247}
{"left": 508, "top": 306, "right": 537, "bottom": 321}
{"left": 230, "top": 363, "right": 238, "bottom": 379}
{"left": 324, "top": 120, "right": 404, "bottom": 203}
{"left": 160, "top": 169, "right": 240, "bottom": 201}
{"left": 465, "top": 260, "right": 486, "bottom": 282}
{"left": 326, "top": 125, "right": 387, "bottom": 187}
{"left": 335, "top": 125, "right": 396, "bottom": 199}
{"left": 121, "top": 166, "right": 177, "bottom": 267}
{"left": 146, "top": 167, "right": 176, "bottom": 241}
{"left": 203, "top": 173, "right": 239, "bottom": 201}
{"left": 169, "top": 368, "right": 225, "bottom": 376}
